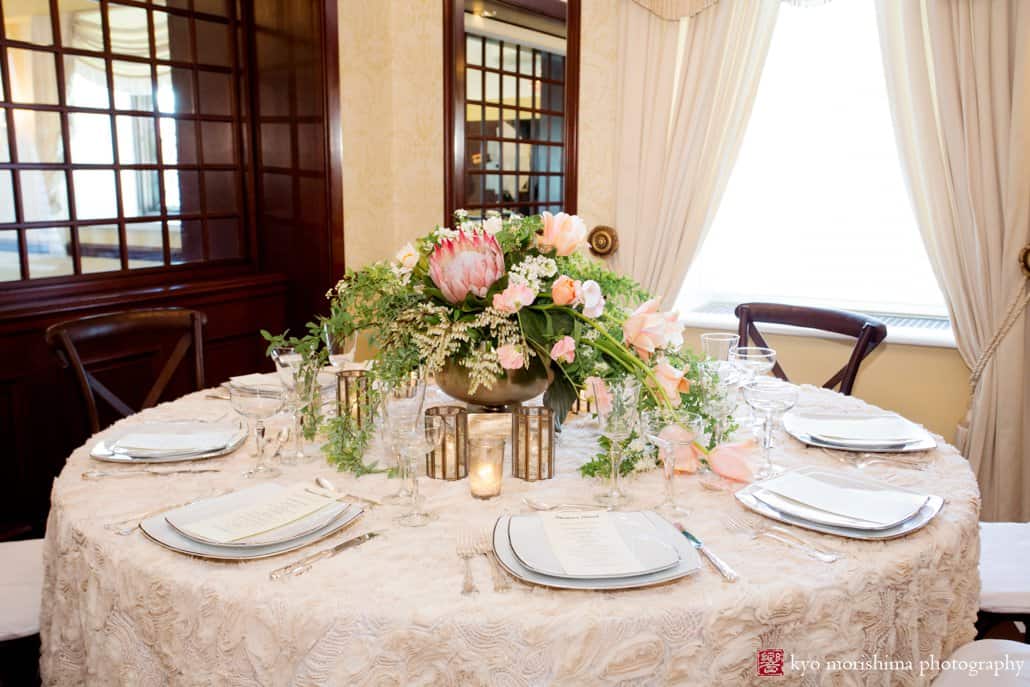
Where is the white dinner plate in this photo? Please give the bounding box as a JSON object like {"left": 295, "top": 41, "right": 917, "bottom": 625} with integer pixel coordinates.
{"left": 140, "top": 502, "right": 364, "bottom": 561}
{"left": 90, "top": 420, "right": 247, "bottom": 463}
{"left": 735, "top": 467, "right": 943, "bottom": 540}
{"left": 784, "top": 412, "right": 936, "bottom": 453}
{"left": 507, "top": 511, "right": 680, "bottom": 579}
{"left": 493, "top": 512, "right": 700, "bottom": 590}
{"left": 163, "top": 484, "right": 348, "bottom": 548}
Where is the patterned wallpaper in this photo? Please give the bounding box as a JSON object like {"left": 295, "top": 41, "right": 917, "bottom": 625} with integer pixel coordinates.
{"left": 338, "top": 1, "right": 618, "bottom": 269}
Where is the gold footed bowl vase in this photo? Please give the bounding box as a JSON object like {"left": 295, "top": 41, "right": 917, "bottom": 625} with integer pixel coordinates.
{"left": 436, "top": 356, "right": 553, "bottom": 411}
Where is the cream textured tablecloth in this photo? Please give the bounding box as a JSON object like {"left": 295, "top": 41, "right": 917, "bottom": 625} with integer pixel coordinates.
{"left": 41, "top": 384, "right": 980, "bottom": 686}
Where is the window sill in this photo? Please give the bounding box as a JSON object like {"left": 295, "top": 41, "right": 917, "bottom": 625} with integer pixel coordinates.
{"left": 680, "top": 310, "right": 957, "bottom": 349}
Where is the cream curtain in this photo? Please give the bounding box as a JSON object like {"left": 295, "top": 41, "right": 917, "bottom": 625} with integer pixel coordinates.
{"left": 876, "top": 0, "right": 1030, "bottom": 520}
{"left": 612, "top": 0, "right": 780, "bottom": 306}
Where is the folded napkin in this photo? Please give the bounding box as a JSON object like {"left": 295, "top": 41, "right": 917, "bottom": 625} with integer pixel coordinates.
{"left": 759, "top": 472, "right": 928, "bottom": 527}
{"left": 114, "top": 430, "right": 235, "bottom": 453}
{"left": 228, "top": 373, "right": 281, "bottom": 391}
{"left": 796, "top": 414, "right": 923, "bottom": 444}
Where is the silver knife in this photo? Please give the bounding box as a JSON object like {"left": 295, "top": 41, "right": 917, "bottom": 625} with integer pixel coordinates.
{"left": 269, "top": 531, "right": 379, "bottom": 581}
{"left": 676, "top": 524, "right": 739, "bottom": 583}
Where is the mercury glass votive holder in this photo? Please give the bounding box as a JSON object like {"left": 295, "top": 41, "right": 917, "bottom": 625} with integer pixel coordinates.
{"left": 469, "top": 437, "right": 505, "bottom": 499}
{"left": 336, "top": 369, "right": 370, "bottom": 427}
{"left": 425, "top": 406, "right": 468, "bottom": 480}
{"left": 511, "top": 406, "right": 555, "bottom": 481}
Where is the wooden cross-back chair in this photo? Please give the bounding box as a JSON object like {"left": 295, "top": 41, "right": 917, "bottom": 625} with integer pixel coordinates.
{"left": 45, "top": 308, "right": 207, "bottom": 434}
{"left": 734, "top": 302, "right": 887, "bottom": 396}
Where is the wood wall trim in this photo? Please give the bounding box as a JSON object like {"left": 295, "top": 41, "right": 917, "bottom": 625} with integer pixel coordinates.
{"left": 0, "top": 274, "right": 288, "bottom": 330}
{"left": 324, "top": 0, "right": 346, "bottom": 275}
{"left": 564, "top": 0, "right": 580, "bottom": 214}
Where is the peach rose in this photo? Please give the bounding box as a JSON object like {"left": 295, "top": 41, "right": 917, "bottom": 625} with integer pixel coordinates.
{"left": 584, "top": 376, "right": 613, "bottom": 416}
{"left": 537, "top": 212, "right": 587, "bottom": 256}
{"left": 496, "top": 344, "right": 525, "bottom": 370}
{"left": 657, "top": 423, "right": 704, "bottom": 474}
{"left": 549, "top": 336, "right": 576, "bottom": 364}
{"left": 551, "top": 275, "right": 580, "bottom": 306}
{"left": 653, "top": 362, "right": 691, "bottom": 407}
{"left": 492, "top": 283, "right": 536, "bottom": 313}
{"left": 708, "top": 440, "right": 756, "bottom": 483}
{"left": 622, "top": 299, "right": 683, "bottom": 360}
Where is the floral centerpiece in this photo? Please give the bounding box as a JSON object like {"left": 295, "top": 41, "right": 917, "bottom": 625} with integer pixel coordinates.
{"left": 269, "top": 210, "right": 732, "bottom": 476}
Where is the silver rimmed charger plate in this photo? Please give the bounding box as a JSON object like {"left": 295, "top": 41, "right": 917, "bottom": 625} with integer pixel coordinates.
{"left": 735, "top": 467, "right": 943, "bottom": 541}
{"left": 492, "top": 512, "right": 700, "bottom": 590}
{"left": 90, "top": 420, "right": 247, "bottom": 463}
{"left": 784, "top": 413, "right": 936, "bottom": 454}
{"left": 140, "top": 504, "right": 364, "bottom": 561}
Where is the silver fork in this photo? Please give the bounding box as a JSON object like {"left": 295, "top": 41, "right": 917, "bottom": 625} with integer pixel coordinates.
{"left": 457, "top": 531, "right": 479, "bottom": 595}
{"left": 726, "top": 516, "right": 841, "bottom": 563}
{"left": 475, "top": 530, "right": 510, "bottom": 592}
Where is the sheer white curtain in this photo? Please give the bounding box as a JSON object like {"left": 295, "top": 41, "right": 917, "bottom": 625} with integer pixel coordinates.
{"left": 612, "top": 0, "right": 780, "bottom": 306}
{"left": 876, "top": 0, "right": 1030, "bottom": 520}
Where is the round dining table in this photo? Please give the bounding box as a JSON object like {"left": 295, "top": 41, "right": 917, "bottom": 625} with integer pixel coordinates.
{"left": 40, "top": 382, "right": 980, "bottom": 686}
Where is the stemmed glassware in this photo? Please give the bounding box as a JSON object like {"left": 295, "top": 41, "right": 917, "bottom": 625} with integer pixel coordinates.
{"left": 229, "top": 384, "right": 283, "bottom": 479}
{"left": 700, "top": 360, "right": 742, "bottom": 444}
{"left": 700, "top": 332, "right": 740, "bottom": 362}
{"left": 393, "top": 414, "right": 444, "bottom": 527}
{"left": 323, "top": 323, "right": 357, "bottom": 371}
{"left": 643, "top": 411, "right": 702, "bottom": 518}
{"left": 742, "top": 378, "right": 798, "bottom": 480}
{"left": 729, "top": 346, "right": 777, "bottom": 383}
{"left": 593, "top": 378, "right": 641, "bottom": 508}
{"left": 270, "top": 346, "right": 318, "bottom": 465}
{"left": 381, "top": 374, "right": 428, "bottom": 504}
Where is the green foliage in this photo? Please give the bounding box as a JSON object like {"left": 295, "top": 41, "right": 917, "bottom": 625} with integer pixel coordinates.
{"left": 322, "top": 414, "right": 383, "bottom": 476}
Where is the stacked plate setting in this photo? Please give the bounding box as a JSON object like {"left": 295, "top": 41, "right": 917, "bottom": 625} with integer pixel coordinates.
{"left": 736, "top": 466, "right": 942, "bottom": 540}
{"left": 90, "top": 419, "right": 248, "bottom": 463}
{"left": 140, "top": 483, "right": 363, "bottom": 560}
{"left": 784, "top": 411, "right": 936, "bottom": 453}
{"left": 492, "top": 510, "right": 702, "bottom": 590}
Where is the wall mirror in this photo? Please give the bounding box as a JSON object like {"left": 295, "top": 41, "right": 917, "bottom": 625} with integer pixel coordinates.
{"left": 444, "top": 0, "right": 580, "bottom": 224}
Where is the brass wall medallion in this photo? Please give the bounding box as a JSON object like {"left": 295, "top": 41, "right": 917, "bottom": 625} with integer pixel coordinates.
{"left": 588, "top": 225, "right": 619, "bottom": 257}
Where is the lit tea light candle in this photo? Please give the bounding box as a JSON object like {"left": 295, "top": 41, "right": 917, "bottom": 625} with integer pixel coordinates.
{"left": 469, "top": 437, "right": 505, "bottom": 499}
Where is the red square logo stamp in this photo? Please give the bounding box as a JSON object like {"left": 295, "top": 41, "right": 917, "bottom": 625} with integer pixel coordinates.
{"left": 757, "top": 649, "right": 785, "bottom": 676}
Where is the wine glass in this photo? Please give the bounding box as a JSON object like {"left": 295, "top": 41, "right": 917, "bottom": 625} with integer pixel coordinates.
{"left": 394, "top": 414, "right": 445, "bottom": 527}
{"left": 700, "top": 332, "right": 740, "bottom": 362}
{"left": 323, "top": 322, "right": 357, "bottom": 370}
{"left": 700, "top": 360, "right": 742, "bottom": 443}
{"left": 229, "top": 384, "right": 284, "bottom": 479}
{"left": 381, "top": 375, "right": 428, "bottom": 504}
{"left": 270, "top": 346, "right": 317, "bottom": 465}
{"left": 593, "top": 378, "right": 641, "bottom": 508}
{"left": 742, "top": 379, "right": 798, "bottom": 480}
{"left": 729, "top": 346, "right": 777, "bottom": 384}
{"left": 643, "top": 411, "right": 702, "bottom": 518}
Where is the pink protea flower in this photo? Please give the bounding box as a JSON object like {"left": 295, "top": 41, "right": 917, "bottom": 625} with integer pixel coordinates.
{"left": 428, "top": 231, "right": 505, "bottom": 304}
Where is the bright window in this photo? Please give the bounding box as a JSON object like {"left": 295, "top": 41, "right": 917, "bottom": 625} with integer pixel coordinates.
{"left": 676, "top": 0, "right": 948, "bottom": 319}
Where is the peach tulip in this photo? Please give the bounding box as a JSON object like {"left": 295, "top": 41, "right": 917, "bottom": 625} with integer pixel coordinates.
{"left": 622, "top": 299, "right": 683, "bottom": 360}
{"left": 708, "top": 440, "right": 756, "bottom": 483}
{"left": 537, "top": 212, "right": 587, "bottom": 256}
{"left": 657, "top": 424, "right": 704, "bottom": 474}
{"left": 653, "top": 362, "right": 691, "bottom": 407}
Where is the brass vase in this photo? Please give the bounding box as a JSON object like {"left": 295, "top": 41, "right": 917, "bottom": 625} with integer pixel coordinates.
{"left": 436, "top": 355, "right": 553, "bottom": 411}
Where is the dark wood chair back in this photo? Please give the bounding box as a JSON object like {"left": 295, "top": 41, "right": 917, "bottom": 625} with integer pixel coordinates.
{"left": 735, "top": 302, "right": 887, "bottom": 395}
{"left": 45, "top": 308, "right": 207, "bottom": 433}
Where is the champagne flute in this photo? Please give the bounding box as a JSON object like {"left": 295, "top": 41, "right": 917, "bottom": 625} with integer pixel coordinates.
{"left": 700, "top": 332, "right": 740, "bottom": 362}
{"left": 643, "top": 412, "right": 702, "bottom": 518}
{"left": 395, "top": 414, "right": 445, "bottom": 527}
{"left": 593, "top": 378, "right": 640, "bottom": 508}
{"left": 323, "top": 322, "right": 358, "bottom": 370}
{"left": 742, "top": 379, "right": 798, "bottom": 479}
{"left": 229, "top": 384, "right": 283, "bottom": 478}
